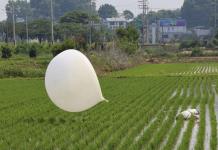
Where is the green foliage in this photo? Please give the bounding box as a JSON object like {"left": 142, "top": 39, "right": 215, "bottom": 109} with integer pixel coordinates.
{"left": 1, "top": 44, "right": 13, "bottom": 59}
{"left": 179, "top": 40, "right": 201, "bottom": 49}
{"left": 0, "top": 61, "right": 218, "bottom": 149}
{"left": 191, "top": 49, "right": 203, "bottom": 57}
{"left": 146, "top": 47, "right": 172, "bottom": 57}
{"left": 61, "top": 39, "right": 76, "bottom": 51}
{"left": 111, "top": 63, "right": 218, "bottom": 77}
{"left": 181, "top": 0, "right": 214, "bottom": 27}
{"left": 134, "top": 9, "right": 181, "bottom": 30}
{"left": 116, "top": 26, "right": 139, "bottom": 42}
{"left": 0, "top": 57, "right": 49, "bottom": 78}
{"left": 116, "top": 26, "right": 139, "bottom": 54}
{"left": 15, "top": 43, "right": 28, "bottom": 54}
{"left": 117, "top": 40, "right": 138, "bottom": 55}
{"left": 6, "top": 0, "right": 31, "bottom": 21}
{"left": 51, "top": 43, "right": 63, "bottom": 57}
{"left": 29, "top": 44, "right": 38, "bottom": 58}
{"left": 30, "top": 0, "right": 93, "bottom": 20}
{"left": 29, "top": 19, "right": 51, "bottom": 42}
{"left": 51, "top": 39, "right": 76, "bottom": 56}
{"left": 123, "top": 10, "right": 134, "bottom": 20}
{"left": 60, "top": 11, "right": 90, "bottom": 24}
{"left": 98, "top": 4, "right": 118, "bottom": 19}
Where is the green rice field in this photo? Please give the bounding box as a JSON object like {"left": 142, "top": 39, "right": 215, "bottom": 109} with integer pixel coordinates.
{"left": 1, "top": 63, "right": 218, "bottom": 150}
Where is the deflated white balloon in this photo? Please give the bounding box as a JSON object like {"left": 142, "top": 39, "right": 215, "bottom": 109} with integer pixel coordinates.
{"left": 45, "top": 49, "right": 105, "bottom": 112}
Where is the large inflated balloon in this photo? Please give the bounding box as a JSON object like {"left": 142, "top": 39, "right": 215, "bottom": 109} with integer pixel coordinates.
{"left": 45, "top": 49, "right": 106, "bottom": 112}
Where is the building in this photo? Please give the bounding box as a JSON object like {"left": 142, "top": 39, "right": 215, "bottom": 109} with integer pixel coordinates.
{"left": 158, "top": 18, "right": 187, "bottom": 42}
{"left": 104, "top": 17, "right": 128, "bottom": 30}
{"left": 193, "top": 26, "right": 211, "bottom": 38}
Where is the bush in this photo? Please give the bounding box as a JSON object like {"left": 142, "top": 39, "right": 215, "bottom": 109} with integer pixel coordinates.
{"left": 191, "top": 48, "right": 203, "bottom": 57}
{"left": 51, "top": 43, "right": 63, "bottom": 57}
{"left": 179, "top": 40, "right": 201, "bottom": 49}
{"left": 29, "top": 44, "right": 38, "bottom": 58}
{"left": 51, "top": 39, "right": 76, "bottom": 57}
{"left": 1, "top": 45, "right": 13, "bottom": 59}
{"left": 118, "top": 40, "right": 138, "bottom": 55}
{"left": 15, "top": 43, "right": 29, "bottom": 54}
{"left": 146, "top": 47, "right": 171, "bottom": 57}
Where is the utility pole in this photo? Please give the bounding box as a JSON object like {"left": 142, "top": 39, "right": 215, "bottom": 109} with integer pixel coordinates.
{"left": 215, "top": 0, "right": 217, "bottom": 29}
{"left": 25, "top": 0, "right": 29, "bottom": 43}
{"left": 89, "top": 0, "right": 96, "bottom": 46}
{"left": 51, "top": 0, "right": 54, "bottom": 44}
{"left": 138, "top": 0, "right": 149, "bottom": 45}
{"left": 12, "top": 0, "right": 16, "bottom": 46}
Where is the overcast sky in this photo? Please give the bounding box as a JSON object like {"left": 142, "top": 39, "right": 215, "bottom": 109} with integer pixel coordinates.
{"left": 0, "top": 0, "right": 184, "bottom": 21}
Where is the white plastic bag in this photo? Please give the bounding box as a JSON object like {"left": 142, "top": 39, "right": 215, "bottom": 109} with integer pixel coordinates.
{"left": 45, "top": 49, "right": 106, "bottom": 112}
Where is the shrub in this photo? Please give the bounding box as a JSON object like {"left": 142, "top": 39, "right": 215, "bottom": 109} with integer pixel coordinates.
{"left": 15, "top": 43, "right": 29, "bottom": 54}
{"left": 179, "top": 40, "right": 201, "bottom": 49}
{"left": 191, "top": 48, "right": 203, "bottom": 57}
{"left": 118, "top": 40, "right": 138, "bottom": 55}
{"left": 51, "top": 43, "right": 63, "bottom": 57}
{"left": 61, "top": 39, "right": 76, "bottom": 50}
{"left": 51, "top": 39, "right": 76, "bottom": 57}
{"left": 29, "top": 44, "right": 37, "bottom": 58}
{"left": 1, "top": 45, "right": 13, "bottom": 59}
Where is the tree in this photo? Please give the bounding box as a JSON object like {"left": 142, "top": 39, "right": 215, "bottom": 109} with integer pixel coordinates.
{"left": 116, "top": 26, "right": 139, "bottom": 54}
{"left": 28, "top": 19, "right": 51, "bottom": 42}
{"left": 60, "top": 11, "right": 90, "bottom": 24}
{"left": 123, "top": 10, "right": 134, "bottom": 20}
{"left": 181, "top": 0, "right": 214, "bottom": 27}
{"left": 98, "top": 4, "right": 118, "bottom": 19}
{"left": 1, "top": 45, "right": 13, "bottom": 59}
{"left": 6, "top": 0, "right": 31, "bottom": 21}
{"left": 133, "top": 9, "right": 181, "bottom": 31}
{"left": 116, "top": 26, "right": 139, "bottom": 42}
{"left": 30, "top": 0, "right": 94, "bottom": 20}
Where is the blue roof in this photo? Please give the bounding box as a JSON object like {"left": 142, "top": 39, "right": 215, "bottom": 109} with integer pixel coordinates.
{"left": 159, "top": 18, "right": 186, "bottom": 27}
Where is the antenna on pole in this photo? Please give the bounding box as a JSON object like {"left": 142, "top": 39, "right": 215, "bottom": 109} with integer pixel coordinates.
{"left": 138, "top": 0, "right": 149, "bottom": 46}
{"left": 51, "top": 0, "right": 54, "bottom": 44}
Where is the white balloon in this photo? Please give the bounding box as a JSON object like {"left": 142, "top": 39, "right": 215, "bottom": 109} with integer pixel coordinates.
{"left": 45, "top": 49, "right": 106, "bottom": 112}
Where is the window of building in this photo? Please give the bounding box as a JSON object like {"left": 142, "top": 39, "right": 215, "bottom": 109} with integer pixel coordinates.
{"left": 110, "top": 22, "right": 115, "bottom": 25}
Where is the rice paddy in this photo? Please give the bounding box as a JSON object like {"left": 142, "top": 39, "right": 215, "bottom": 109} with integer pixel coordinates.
{"left": 1, "top": 63, "right": 218, "bottom": 149}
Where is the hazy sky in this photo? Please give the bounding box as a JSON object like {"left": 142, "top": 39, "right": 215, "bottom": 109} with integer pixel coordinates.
{"left": 0, "top": 0, "right": 184, "bottom": 21}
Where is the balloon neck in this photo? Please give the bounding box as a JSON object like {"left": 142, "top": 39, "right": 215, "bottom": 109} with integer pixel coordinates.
{"left": 104, "top": 99, "right": 109, "bottom": 103}
{"left": 101, "top": 97, "right": 109, "bottom": 102}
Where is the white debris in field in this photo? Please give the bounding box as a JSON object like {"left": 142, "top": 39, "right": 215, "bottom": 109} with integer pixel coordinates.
{"left": 177, "top": 109, "right": 200, "bottom": 120}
